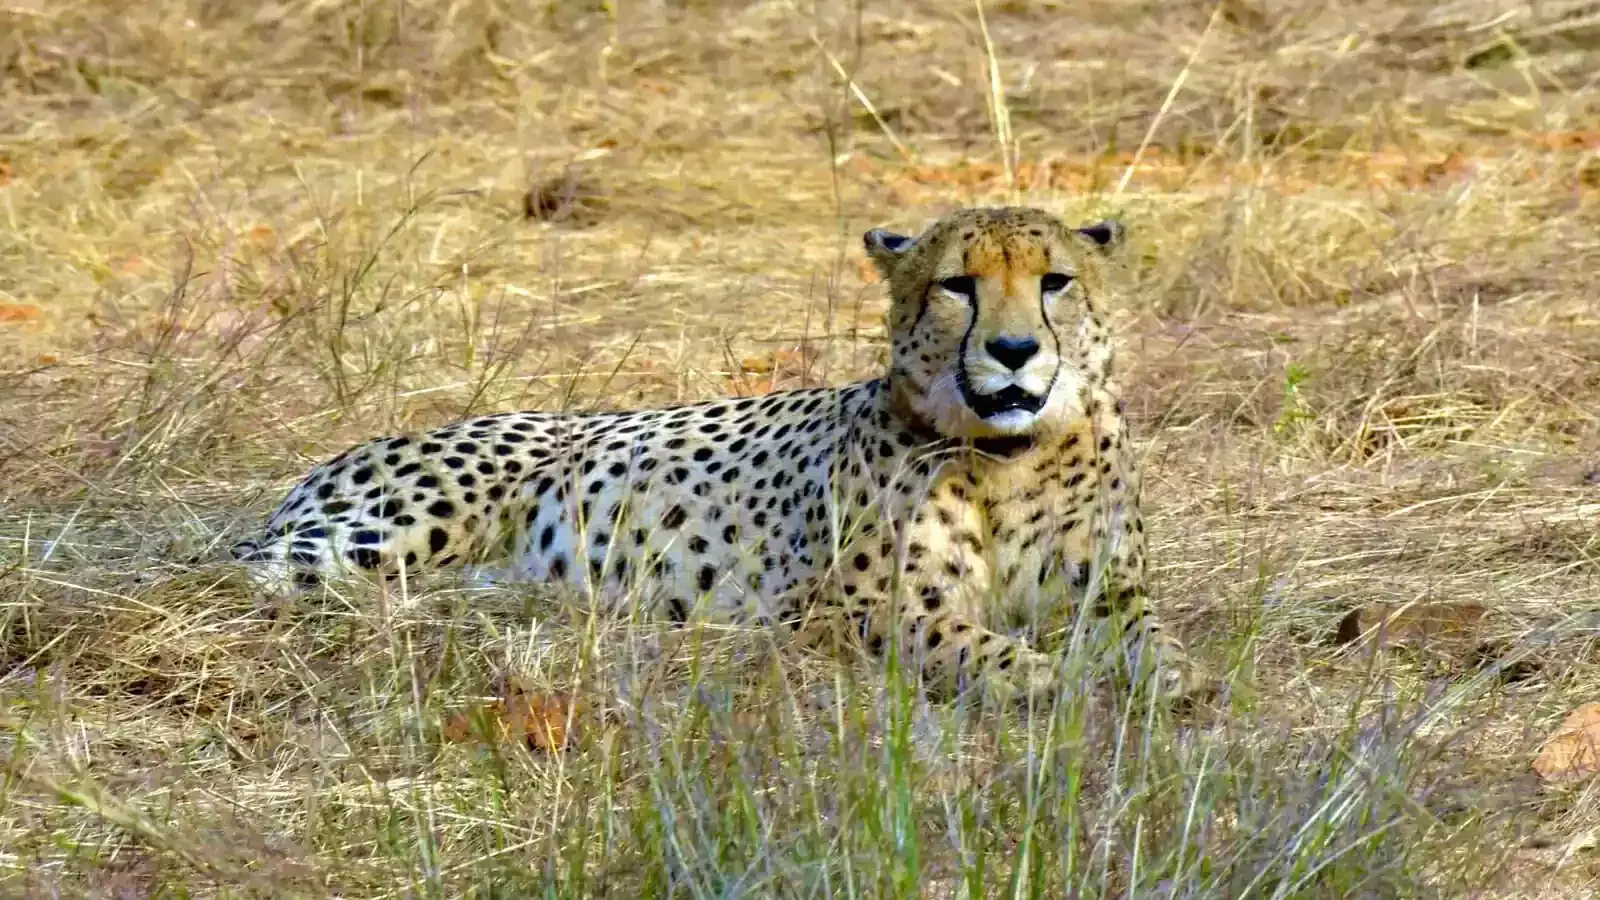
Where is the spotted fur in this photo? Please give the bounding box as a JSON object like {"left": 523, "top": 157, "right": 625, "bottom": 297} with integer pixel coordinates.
{"left": 233, "top": 207, "right": 1201, "bottom": 701}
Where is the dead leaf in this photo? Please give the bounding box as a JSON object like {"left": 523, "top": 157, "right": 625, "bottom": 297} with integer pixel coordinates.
{"left": 727, "top": 376, "right": 774, "bottom": 397}
{"left": 1334, "top": 601, "right": 1487, "bottom": 648}
{"left": 441, "top": 707, "right": 481, "bottom": 744}
{"left": 504, "top": 681, "right": 579, "bottom": 753}
{"left": 0, "top": 303, "right": 43, "bottom": 324}
{"left": 1418, "top": 151, "right": 1471, "bottom": 186}
{"left": 771, "top": 347, "right": 809, "bottom": 378}
{"left": 739, "top": 347, "right": 805, "bottom": 375}
{"left": 443, "top": 677, "right": 579, "bottom": 754}
{"left": 524, "top": 165, "right": 606, "bottom": 227}
{"left": 1533, "top": 703, "right": 1600, "bottom": 783}
{"left": 728, "top": 345, "right": 814, "bottom": 396}
{"left": 1219, "top": 0, "right": 1270, "bottom": 29}
{"left": 1532, "top": 130, "right": 1600, "bottom": 151}
{"left": 0, "top": 158, "right": 12, "bottom": 186}
{"left": 1580, "top": 158, "right": 1600, "bottom": 191}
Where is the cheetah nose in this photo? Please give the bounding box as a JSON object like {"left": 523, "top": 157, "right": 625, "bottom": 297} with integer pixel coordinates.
{"left": 984, "top": 335, "right": 1040, "bottom": 371}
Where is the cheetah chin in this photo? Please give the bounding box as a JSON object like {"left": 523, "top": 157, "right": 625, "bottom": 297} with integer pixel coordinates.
{"left": 972, "top": 404, "right": 1042, "bottom": 436}
{"left": 232, "top": 206, "right": 1205, "bottom": 705}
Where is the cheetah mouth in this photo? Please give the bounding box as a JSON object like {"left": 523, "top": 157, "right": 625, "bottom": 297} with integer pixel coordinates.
{"left": 963, "top": 384, "right": 1046, "bottom": 420}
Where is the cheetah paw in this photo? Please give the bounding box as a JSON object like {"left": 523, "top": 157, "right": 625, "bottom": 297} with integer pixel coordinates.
{"left": 1154, "top": 655, "right": 1219, "bottom": 712}
{"left": 994, "top": 648, "right": 1059, "bottom": 704}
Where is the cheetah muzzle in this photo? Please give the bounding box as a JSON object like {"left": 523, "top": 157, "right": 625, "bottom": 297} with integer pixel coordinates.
{"left": 232, "top": 206, "right": 1205, "bottom": 706}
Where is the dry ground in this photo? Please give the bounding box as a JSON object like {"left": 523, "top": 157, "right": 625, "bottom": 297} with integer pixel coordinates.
{"left": 4, "top": 0, "right": 1600, "bottom": 895}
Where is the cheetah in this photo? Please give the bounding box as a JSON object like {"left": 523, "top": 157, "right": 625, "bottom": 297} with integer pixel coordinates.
{"left": 233, "top": 206, "right": 1201, "bottom": 702}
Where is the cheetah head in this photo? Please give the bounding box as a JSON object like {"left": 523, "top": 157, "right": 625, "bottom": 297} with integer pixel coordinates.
{"left": 865, "top": 206, "right": 1124, "bottom": 441}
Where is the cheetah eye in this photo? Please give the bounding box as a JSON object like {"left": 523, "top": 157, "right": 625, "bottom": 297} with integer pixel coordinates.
{"left": 937, "top": 276, "right": 977, "bottom": 298}
{"left": 1040, "top": 273, "right": 1073, "bottom": 294}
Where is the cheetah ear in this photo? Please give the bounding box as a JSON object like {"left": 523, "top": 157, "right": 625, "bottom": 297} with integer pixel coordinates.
{"left": 1076, "top": 220, "right": 1126, "bottom": 253}
{"left": 864, "top": 228, "right": 914, "bottom": 278}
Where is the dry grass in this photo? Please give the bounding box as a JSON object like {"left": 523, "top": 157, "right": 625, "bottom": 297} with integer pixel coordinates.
{"left": 3, "top": 0, "right": 1600, "bottom": 895}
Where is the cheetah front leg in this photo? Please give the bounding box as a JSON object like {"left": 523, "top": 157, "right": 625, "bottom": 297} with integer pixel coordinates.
{"left": 825, "top": 541, "right": 1058, "bottom": 702}
{"left": 842, "top": 598, "right": 1060, "bottom": 701}
{"left": 1048, "top": 463, "right": 1208, "bottom": 705}
{"left": 1077, "top": 507, "right": 1206, "bottom": 704}
{"left": 900, "top": 606, "right": 1058, "bottom": 700}
{"left": 1086, "top": 585, "right": 1205, "bottom": 704}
